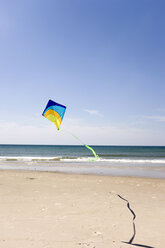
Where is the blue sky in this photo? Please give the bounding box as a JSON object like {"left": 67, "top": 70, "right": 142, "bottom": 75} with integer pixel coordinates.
{"left": 0, "top": 0, "right": 165, "bottom": 145}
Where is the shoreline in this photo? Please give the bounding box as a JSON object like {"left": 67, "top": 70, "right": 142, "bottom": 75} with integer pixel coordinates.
{"left": 0, "top": 170, "right": 164, "bottom": 247}
{"left": 0, "top": 163, "right": 165, "bottom": 179}
{"left": 0, "top": 162, "right": 165, "bottom": 179}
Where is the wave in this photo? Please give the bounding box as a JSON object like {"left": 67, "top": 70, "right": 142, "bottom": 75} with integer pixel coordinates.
{"left": 0, "top": 156, "right": 165, "bottom": 164}
{"left": 0, "top": 156, "right": 75, "bottom": 162}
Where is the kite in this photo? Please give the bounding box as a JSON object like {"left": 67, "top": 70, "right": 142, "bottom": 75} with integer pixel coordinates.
{"left": 42, "top": 99, "right": 66, "bottom": 130}
{"left": 42, "top": 99, "right": 98, "bottom": 161}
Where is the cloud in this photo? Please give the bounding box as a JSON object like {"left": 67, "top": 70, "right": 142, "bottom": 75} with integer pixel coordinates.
{"left": 0, "top": 119, "right": 165, "bottom": 146}
{"left": 139, "top": 115, "right": 165, "bottom": 122}
{"left": 84, "top": 109, "right": 103, "bottom": 116}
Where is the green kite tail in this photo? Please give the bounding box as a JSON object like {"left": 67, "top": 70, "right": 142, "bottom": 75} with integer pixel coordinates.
{"left": 59, "top": 129, "right": 99, "bottom": 161}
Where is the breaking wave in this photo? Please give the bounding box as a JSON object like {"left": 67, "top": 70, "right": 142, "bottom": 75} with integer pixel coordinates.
{"left": 0, "top": 156, "right": 165, "bottom": 164}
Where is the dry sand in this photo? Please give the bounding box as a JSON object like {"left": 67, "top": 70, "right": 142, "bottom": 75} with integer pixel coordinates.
{"left": 0, "top": 170, "right": 164, "bottom": 248}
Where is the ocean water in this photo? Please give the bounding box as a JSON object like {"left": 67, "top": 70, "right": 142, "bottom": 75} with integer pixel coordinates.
{"left": 0, "top": 145, "right": 165, "bottom": 178}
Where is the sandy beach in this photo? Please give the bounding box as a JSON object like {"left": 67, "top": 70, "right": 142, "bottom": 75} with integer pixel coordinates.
{"left": 0, "top": 170, "right": 164, "bottom": 248}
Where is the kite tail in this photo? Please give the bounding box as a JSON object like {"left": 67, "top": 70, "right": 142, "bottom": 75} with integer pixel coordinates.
{"left": 59, "top": 129, "right": 99, "bottom": 161}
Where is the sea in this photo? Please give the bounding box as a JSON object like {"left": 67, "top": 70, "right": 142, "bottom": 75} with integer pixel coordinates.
{"left": 0, "top": 145, "right": 165, "bottom": 178}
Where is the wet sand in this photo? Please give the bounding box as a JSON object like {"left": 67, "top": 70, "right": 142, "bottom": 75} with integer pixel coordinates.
{"left": 0, "top": 170, "right": 164, "bottom": 248}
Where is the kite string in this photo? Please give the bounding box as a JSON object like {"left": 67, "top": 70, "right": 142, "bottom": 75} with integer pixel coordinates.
{"left": 59, "top": 129, "right": 99, "bottom": 161}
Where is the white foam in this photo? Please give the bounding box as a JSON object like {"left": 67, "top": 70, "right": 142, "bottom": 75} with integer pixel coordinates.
{"left": 0, "top": 156, "right": 61, "bottom": 161}
{"left": 96, "top": 158, "right": 165, "bottom": 164}
{"left": 0, "top": 156, "right": 165, "bottom": 164}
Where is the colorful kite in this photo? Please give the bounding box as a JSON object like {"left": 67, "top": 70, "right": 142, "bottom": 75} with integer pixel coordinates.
{"left": 42, "top": 99, "right": 98, "bottom": 161}
{"left": 42, "top": 100, "right": 66, "bottom": 130}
